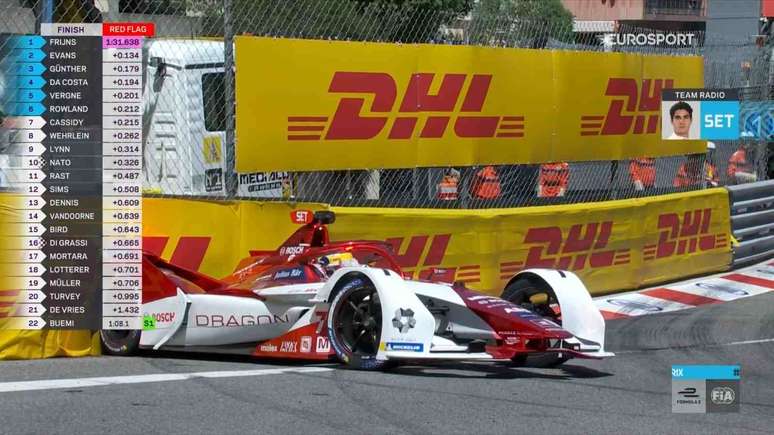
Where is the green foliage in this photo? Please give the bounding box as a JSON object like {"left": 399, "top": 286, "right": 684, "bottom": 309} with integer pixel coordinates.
{"left": 199, "top": 0, "right": 474, "bottom": 42}
{"left": 470, "top": 0, "right": 574, "bottom": 48}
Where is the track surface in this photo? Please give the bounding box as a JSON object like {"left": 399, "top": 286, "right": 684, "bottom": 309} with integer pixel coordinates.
{"left": 1, "top": 293, "right": 772, "bottom": 434}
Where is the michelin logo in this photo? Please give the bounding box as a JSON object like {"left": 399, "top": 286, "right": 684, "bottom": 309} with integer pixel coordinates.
{"left": 385, "top": 342, "right": 423, "bottom": 352}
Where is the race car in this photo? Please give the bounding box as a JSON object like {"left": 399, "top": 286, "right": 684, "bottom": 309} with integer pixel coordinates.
{"left": 101, "top": 210, "right": 613, "bottom": 369}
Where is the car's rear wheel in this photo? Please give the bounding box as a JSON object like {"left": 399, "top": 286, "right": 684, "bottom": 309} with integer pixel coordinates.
{"left": 327, "top": 277, "right": 392, "bottom": 370}
{"left": 100, "top": 329, "right": 140, "bottom": 356}
{"left": 502, "top": 276, "right": 570, "bottom": 368}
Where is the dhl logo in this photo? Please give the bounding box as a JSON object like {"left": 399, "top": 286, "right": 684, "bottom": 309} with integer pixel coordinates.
{"left": 500, "top": 222, "right": 630, "bottom": 280}
{"left": 644, "top": 209, "right": 727, "bottom": 260}
{"left": 0, "top": 291, "right": 21, "bottom": 318}
{"left": 385, "top": 234, "right": 480, "bottom": 284}
{"left": 288, "top": 72, "right": 525, "bottom": 141}
{"left": 580, "top": 78, "right": 674, "bottom": 136}
{"left": 143, "top": 236, "right": 211, "bottom": 271}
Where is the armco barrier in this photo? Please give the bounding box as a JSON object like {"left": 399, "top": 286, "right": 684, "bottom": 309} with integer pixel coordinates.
{"left": 727, "top": 180, "right": 774, "bottom": 266}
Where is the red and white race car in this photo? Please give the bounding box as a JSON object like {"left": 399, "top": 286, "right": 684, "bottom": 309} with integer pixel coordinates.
{"left": 101, "top": 210, "right": 613, "bottom": 369}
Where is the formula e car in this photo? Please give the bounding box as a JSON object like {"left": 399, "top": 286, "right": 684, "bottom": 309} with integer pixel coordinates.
{"left": 101, "top": 210, "right": 613, "bottom": 369}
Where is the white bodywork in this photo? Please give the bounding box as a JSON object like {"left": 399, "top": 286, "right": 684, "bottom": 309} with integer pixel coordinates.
{"left": 139, "top": 265, "right": 612, "bottom": 361}
{"left": 512, "top": 269, "right": 613, "bottom": 358}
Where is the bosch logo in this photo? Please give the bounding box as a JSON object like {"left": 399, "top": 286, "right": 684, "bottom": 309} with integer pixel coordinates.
{"left": 152, "top": 312, "right": 175, "bottom": 323}
{"left": 279, "top": 246, "right": 306, "bottom": 256}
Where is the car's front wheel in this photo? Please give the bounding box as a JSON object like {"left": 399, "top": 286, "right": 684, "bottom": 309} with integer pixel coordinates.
{"left": 99, "top": 329, "right": 140, "bottom": 356}
{"left": 327, "top": 276, "right": 392, "bottom": 370}
{"left": 502, "top": 276, "right": 570, "bottom": 368}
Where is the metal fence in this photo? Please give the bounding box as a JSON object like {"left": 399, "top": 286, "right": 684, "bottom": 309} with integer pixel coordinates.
{"left": 0, "top": 0, "right": 770, "bottom": 209}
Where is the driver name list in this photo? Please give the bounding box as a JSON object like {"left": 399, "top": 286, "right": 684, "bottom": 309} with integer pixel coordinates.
{"left": 1, "top": 22, "right": 152, "bottom": 330}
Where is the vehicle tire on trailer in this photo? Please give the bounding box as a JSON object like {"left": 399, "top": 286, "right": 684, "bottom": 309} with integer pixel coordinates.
{"left": 502, "top": 276, "right": 570, "bottom": 368}
{"left": 99, "top": 329, "right": 140, "bottom": 356}
{"left": 327, "top": 276, "right": 393, "bottom": 370}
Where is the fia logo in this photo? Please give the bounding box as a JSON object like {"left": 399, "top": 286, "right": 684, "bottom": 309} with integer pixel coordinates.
{"left": 711, "top": 387, "right": 735, "bottom": 405}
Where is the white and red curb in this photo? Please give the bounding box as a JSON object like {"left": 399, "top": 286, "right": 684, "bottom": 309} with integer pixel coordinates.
{"left": 595, "top": 260, "right": 774, "bottom": 320}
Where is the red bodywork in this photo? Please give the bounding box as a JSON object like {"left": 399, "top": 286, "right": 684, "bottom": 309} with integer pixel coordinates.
{"left": 142, "top": 211, "right": 587, "bottom": 361}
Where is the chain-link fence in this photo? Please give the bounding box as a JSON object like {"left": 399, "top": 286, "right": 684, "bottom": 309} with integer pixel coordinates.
{"left": 0, "top": 0, "right": 770, "bottom": 207}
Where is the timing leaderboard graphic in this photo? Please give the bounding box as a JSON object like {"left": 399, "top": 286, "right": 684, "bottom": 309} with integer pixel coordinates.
{"left": 0, "top": 22, "right": 152, "bottom": 330}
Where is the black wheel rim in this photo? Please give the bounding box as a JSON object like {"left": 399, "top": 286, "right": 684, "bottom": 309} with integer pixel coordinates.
{"left": 101, "top": 330, "right": 133, "bottom": 347}
{"left": 333, "top": 287, "right": 382, "bottom": 357}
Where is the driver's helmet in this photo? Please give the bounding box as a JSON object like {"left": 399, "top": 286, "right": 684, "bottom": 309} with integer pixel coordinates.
{"left": 321, "top": 252, "right": 358, "bottom": 269}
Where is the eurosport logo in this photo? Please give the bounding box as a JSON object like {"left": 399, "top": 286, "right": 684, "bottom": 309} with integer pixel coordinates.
{"left": 500, "top": 221, "right": 630, "bottom": 279}
{"left": 602, "top": 33, "right": 696, "bottom": 47}
{"left": 644, "top": 209, "right": 727, "bottom": 261}
{"left": 580, "top": 78, "right": 674, "bottom": 136}
{"left": 287, "top": 72, "right": 525, "bottom": 141}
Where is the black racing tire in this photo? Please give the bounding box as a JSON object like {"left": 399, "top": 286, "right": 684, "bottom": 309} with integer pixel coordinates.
{"left": 327, "top": 276, "right": 393, "bottom": 371}
{"left": 502, "top": 276, "right": 570, "bottom": 368}
{"left": 99, "top": 329, "right": 141, "bottom": 356}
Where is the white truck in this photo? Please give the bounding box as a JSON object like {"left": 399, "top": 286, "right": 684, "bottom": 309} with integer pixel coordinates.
{"left": 142, "top": 39, "right": 291, "bottom": 198}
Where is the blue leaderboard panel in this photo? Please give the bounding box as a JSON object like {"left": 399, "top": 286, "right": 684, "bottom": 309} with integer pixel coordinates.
{"left": 1, "top": 23, "right": 145, "bottom": 330}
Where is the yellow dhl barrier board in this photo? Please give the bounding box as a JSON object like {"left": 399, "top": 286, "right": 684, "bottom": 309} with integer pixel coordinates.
{"left": 329, "top": 188, "right": 731, "bottom": 296}
{"left": 141, "top": 190, "right": 729, "bottom": 296}
{"left": 235, "top": 36, "right": 704, "bottom": 171}
{"left": 141, "top": 198, "right": 330, "bottom": 279}
{"left": 0, "top": 193, "right": 99, "bottom": 359}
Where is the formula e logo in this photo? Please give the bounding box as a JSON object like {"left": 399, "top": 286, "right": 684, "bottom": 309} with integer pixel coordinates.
{"left": 580, "top": 78, "right": 673, "bottom": 136}
{"left": 288, "top": 72, "right": 525, "bottom": 141}
{"left": 501, "top": 221, "right": 630, "bottom": 279}
{"left": 392, "top": 308, "right": 416, "bottom": 333}
{"left": 644, "top": 209, "right": 727, "bottom": 261}
{"left": 316, "top": 336, "right": 330, "bottom": 353}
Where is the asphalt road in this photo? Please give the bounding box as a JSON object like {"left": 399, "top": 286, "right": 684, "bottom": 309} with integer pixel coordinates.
{"left": 1, "top": 292, "right": 772, "bottom": 435}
